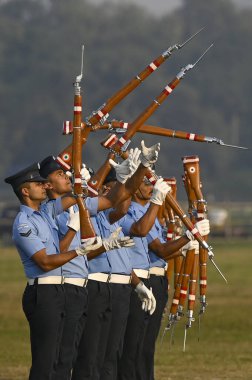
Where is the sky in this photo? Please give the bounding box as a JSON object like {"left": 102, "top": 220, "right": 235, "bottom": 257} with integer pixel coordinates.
{"left": 88, "top": 0, "right": 252, "bottom": 17}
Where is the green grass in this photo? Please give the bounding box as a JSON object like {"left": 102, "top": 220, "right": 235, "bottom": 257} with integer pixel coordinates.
{"left": 0, "top": 241, "right": 252, "bottom": 379}
{"left": 0, "top": 247, "right": 30, "bottom": 380}
{"left": 155, "top": 239, "right": 252, "bottom": 380}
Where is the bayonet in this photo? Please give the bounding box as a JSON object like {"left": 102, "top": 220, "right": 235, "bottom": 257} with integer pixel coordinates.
{"left": 209, "top": 256, "right": 228, "bottom": 283}
{"left": 204, "top": 136, "right": 248, "bottom": 149}
{"left": 179, "top": 27, "right": 205, "bottom": 49}
{"left": 177, "top": 43, "right": 214, "bottom": 80}
{"left": 163, "top": 27, "right": 205, "bottom": 57}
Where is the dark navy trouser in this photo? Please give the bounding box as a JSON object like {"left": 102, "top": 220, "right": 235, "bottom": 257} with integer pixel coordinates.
{"left": 22, "top": 284, "right": 65, "bottom": 380}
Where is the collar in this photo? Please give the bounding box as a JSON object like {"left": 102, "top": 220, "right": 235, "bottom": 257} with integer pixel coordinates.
{"left": 20, "top": 204, "right": 41, "bottom": 217}
{"left": 130, "top": 201, "right": 150, "bottom": 211}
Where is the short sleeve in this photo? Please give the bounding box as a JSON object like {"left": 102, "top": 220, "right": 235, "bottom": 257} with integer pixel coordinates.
{"left": 119, "top": 214, "right": 134, "bottom": 236}
{"left": 13, "top": 223, "right": 45, "bottom": 258}
{"left": 146, "top": 224, "right": 159, "bottom": 245}
{"left": 41, "top": 198, "right": 63, "bottom": 219}
{"left": 85, "top": 197, "right": 98, "bottom": 216}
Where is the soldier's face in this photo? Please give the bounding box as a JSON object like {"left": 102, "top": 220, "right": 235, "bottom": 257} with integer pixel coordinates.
{"left": 137, "top": 181, "right": 153, "bottom": 200}
{"left": 101, "top": 180, "right": 117, "bottom": 196}
{"left": 47, "top": 170, "right": 72, "bottom": 194}
{"left": 25, "top": 182, "right": 47, "bottom": 201}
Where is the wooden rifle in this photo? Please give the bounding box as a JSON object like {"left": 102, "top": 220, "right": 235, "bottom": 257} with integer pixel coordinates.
{"left": 96, "top": 121, "right": 247, "bottom": 149}
{"left": 92, "top": 45, "right": 214, "bottom": 194}
{"left": 71, "top": 46, "right": 96, "bottom": 242}
{"left": 180, "top": 169, "right": 200, "bottom": 351}
{"left": 85, "top": 28, "right": 205, "bottom": 127}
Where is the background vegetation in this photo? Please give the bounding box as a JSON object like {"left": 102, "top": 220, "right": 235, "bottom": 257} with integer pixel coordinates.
{"left": 0, "top": 0, "right": 252, "bottom": 202}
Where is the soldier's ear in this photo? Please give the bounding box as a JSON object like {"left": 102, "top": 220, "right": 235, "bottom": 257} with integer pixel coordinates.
{"left": 45, "top": 182, "right": 53, "bottom": 190}
{"left": 21, "top": 186, "right": 30, "bottom": 197}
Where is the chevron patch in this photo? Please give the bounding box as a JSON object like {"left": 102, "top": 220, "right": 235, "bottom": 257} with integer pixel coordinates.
{"left": 19, "top": 229, "right": 32, "bottom": 237}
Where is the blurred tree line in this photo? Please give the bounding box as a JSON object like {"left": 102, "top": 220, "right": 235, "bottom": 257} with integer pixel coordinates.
{"left": 0, "top": 0, "right": 251, "bottom": 201}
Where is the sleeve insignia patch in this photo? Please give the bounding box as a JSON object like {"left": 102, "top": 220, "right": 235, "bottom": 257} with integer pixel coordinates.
{"left": 19, "top": 229, "right": 32, "bottom": 237}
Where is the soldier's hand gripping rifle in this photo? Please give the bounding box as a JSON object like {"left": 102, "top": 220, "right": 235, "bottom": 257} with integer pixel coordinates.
{"left": 71, "top": 46, "right": 96, "bottom": 243}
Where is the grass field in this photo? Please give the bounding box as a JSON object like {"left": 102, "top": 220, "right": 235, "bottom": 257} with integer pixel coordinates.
{"left": 0, "top": 240, "right": 252, "bottom": 380}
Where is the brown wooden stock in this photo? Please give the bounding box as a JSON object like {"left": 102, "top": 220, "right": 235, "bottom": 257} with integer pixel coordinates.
{"left": 163, "top": 178, "right": 177, "bottom": 288}
{"left": 182, "top": 156, "right": 204, "bottom": 201}
{"left": 174, "top": 256, "right": 183, "bottom": 288}
{"left": 57, "top": 73, "right": 181, "bottom": 186}
{"left": 105, "top": 121, "right": 207, "bottom": 142}
{"left": 182, "top": 155, "right": 208, "bottom": 306}
{"left": 72, "top": 95, "right": 83, "bottom": 195}
{"left": 64, "top": 119, "right": 208, "bottom": 142}
{"left": 86, "top": 50, "right": 175, "bottom": 126}
{"left": 72, "top": 89, "right": 96, "bottom": 240}
{"left": 179, "top": 171, "right": 198, "bottom": 316}
{"left": 188, "top": 251, "right": 199, "bottom": 311}
{"left": 178, "top": 249, "right": 195, "bottom": 308}
{"left": 199, "top": 246, "right": 208, "bottom": 299}
{"left": 156, "top": 186, "right": 207, "bottom": 247}
{"left": 92, "top": 76, "right": 182, "bottom": 158}
{"left": 57, "top": 124, "right": 93, "bottom": 171}
{"left": 182, "top": 174, "right": 198, "bottom": 219}
{"left": 170, "top": 258, "right": 185, "bottom": 315}
{"left": 88, "top": 152, "right": 115, "bottom": 193}
{"left": 58, "top": 120, "right": 209, "bottom": 172}
{"left": 111, "top": 78, "right": 180, "bottom": 154}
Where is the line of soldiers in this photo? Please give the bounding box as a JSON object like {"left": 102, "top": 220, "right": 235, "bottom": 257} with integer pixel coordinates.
{"left": 5, "top": 141, "right": 209, "bottom": 380}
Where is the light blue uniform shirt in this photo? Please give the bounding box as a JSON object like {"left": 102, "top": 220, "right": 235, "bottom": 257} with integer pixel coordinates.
{"left": 46, "top": 197, "right": 99, "bottom": 278}
{"left": 13, "top": 204, "right": 61, "bottom": 279}
{"left": 88, "top": 214, "right": 112, "bottom": 274}
{"left": 98, "top": 210, "right": 132, "bottom": 275}
{"left": 120, "top": 201, "right": 159, "bottom": 270}
{"left": 147, "top": 218, "right": 167, "bottom": 268}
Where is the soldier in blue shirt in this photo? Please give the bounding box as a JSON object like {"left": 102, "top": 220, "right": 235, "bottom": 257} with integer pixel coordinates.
{"left": 118, "top": 176, "right": 210, "bottom": 380}
{"left": 4, "top": 163, "right": 101, "bottom": 380}
{"left": 73, "top": 171, "right": 157, "bottom": 380}
{"left": 39, "top": 144, "right": 154, "bottom": 380}
{"left": 91, "top": 173, "right": 137, "bottom": 380}
{"left": 38, "top": 156, "right": 136, "bottom": 380}
{"left": 72, "top": 141, "right": 162, "bottom": 380}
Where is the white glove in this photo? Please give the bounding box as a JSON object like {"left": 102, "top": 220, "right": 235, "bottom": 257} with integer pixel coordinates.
{"left": 75, "top": 236, "right": 103, "bottom": 256}
{"left": 181, "top": 240, "right": 199, "bottom": 257}
{"left": 135, "top": 282, "right": 156, "bottom": 315}
{"left": 185, "top": 219, "right": 210, "bottom": 240}
{"left": 196, "top": 219, "right": 210, "bottom": 236}
{"left": 128, "top": 147, "right": 141, "bottom": 176}
{"left": 81, "top": 163, "right": 91, "bottom": 187}
{"left": 109, "top": 148, "right": 141, "bottom": 184}
{"left": 140, "top": 140, "right": 160, "bottom": 167}
{"left": 102, "top": 227, "right": 135, "bottom": 251}
{"left": 66, "top": 170, "right": 72, "bottom": 178}
{"left": 150, "top": 178, "right": 171, "bottom": 205}
{"left": 66, "top": 206, "right": 80, "bottom": 232}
